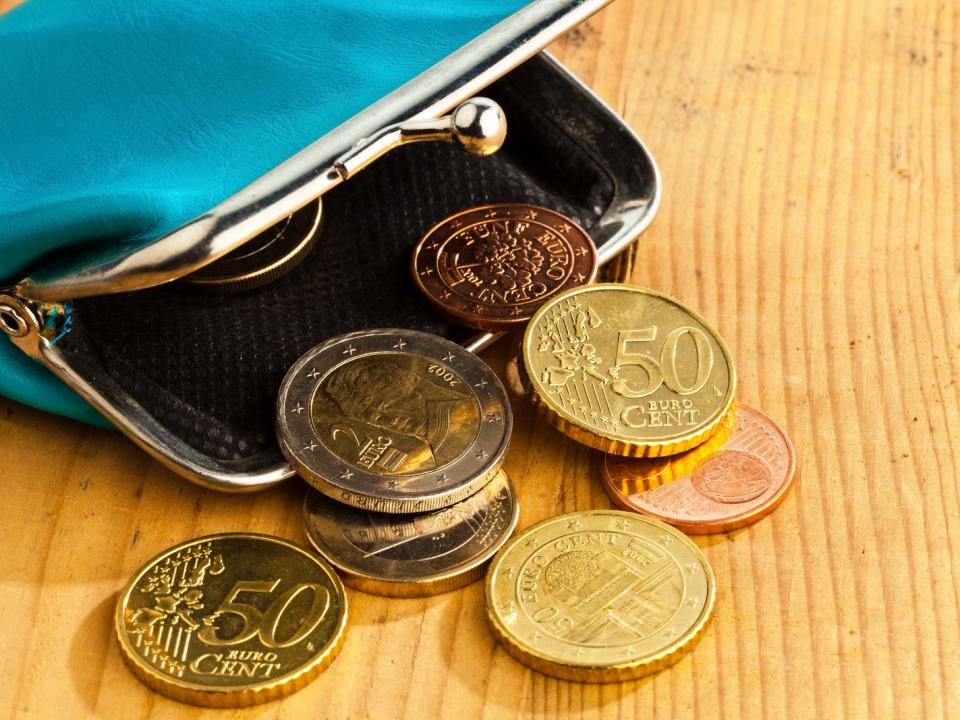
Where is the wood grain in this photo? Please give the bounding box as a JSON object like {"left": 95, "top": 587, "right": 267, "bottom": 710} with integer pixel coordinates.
{"left": 1, "top": 0, "right": 957, "bottom": 718}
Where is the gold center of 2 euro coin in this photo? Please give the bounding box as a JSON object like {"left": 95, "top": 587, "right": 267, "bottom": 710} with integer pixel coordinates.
{"left": 521, "top": 284, "right": 735, "bottom": 457}
{"left": 115, "top": 533, "right": 348, "bottom": 707}
{"left": 485, "top": 510, "right": 715, "bottom": 682}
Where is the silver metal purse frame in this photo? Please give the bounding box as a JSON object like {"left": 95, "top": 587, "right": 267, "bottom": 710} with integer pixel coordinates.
{"left": 0, "top": 3, "right": 660, "bottom": 492}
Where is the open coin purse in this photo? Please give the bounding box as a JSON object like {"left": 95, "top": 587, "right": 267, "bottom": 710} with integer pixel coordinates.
{"left": 0, "top": 0, "right": 659, "bottom": 491}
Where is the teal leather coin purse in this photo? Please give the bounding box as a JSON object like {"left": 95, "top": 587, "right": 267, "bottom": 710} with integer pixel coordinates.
{"left": 0, "top": 0, "right": 659, "bottom": 490}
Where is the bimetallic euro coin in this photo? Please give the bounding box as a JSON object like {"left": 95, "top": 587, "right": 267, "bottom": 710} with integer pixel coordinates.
{"left": 115, "top": 533, "right": 347, "bottom": 707}
{"left": 602, "top": 403, "right": 797, "bottom": 533}
{"left": 522, "top": 284, "right": 736, "bottom": 457}
{"left": 277, "top": 329, "right": 511, "bottom": 513}
{"left": 182, "top": 198, "right": 322, "bottom": 294}
{"left": 411, "top": 204, "right": 597, "bottom": 331}
{"left": 303, "top": 468, "right": 519, "bottom": 597}
{"left": 485, "top": 510, "right": 715, "bottom": 682}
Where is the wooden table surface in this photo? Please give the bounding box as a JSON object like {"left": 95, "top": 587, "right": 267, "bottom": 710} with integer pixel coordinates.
{"left": 2, "top": 1, "right": 958, "bottom": 718}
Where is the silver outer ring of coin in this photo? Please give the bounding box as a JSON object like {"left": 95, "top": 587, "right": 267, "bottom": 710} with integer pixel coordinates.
{"left": 302, "top": 469, "right": 520, "bottom": 596}
{"left": 276, "top": 328, "right": 512, "bottom": 513}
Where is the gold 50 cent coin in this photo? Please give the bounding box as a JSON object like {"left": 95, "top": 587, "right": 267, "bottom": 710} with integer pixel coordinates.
{"left": 277, "top": 329, "right": 511, "bottom": 513}
{"left": 115, "top": 533, "right": 347, "bottom": 707}
{"left": 411, "top": 204, "right": 597, "bottom": 331}
{"left": 602, "top": 403, "right": 797, "bottom": 533}
{"left": 485, "top": 510, "right": 715, "bottom": 682}
{"left": 303, "top": 468, "right": 519, "bottom": 597}
{"left": 182, "top": 198, "right": 322, "bottom": 294}
{"left": 522, "top": 284, "right": 736, "bottom": 457}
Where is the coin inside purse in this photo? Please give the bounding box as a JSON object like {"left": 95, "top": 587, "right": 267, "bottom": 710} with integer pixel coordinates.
{"left": 47, "top": 54, "right": 658, "bottom": 487}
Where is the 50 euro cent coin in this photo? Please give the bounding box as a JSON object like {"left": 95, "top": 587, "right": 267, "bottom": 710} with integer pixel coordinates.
{"left": 115, "top": 533, "right": 347, "bottom": 707}
{"left": 521, "top": 284, "right": 736, "bottom": 457}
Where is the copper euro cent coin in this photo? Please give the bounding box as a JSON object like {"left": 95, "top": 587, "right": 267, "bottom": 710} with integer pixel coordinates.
{"left": 411, "top": 204, "right": 597, "bottom": 331}
{"left": 602, "top": 403, "right": 797, "bottom": 533}
{"left": 277, "top": 329, "right": 512, "bottom": 513}
{"left": 522, "top": 284, "right": 736, "bottom": 457}
{"left": 303, "top": 467, "right": 519, "bottom": 597}
{"left": 115, "top": 533, "right": 347, "bottom": 707}
{"left": 182, "top": 198, "right": 322, "bottom": 294}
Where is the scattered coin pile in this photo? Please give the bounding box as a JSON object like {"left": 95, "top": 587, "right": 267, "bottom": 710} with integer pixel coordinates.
{"left": 114, "top": 203, "right": 796, "bottom": 704}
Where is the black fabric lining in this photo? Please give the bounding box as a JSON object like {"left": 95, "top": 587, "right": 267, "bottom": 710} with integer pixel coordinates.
{"left": 61, "top": 77, "right": 616, "bottom": 460}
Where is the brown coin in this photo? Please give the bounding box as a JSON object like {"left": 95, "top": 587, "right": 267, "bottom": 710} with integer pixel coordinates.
{"left": 601, "top": 404, "right": 796, "bottom": 533}
{"left": 411, "top": 204, "right": 597, "bottom": 331}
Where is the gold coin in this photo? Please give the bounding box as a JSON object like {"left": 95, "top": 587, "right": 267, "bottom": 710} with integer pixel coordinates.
{"left": 182, "top": 198, "right": 322, "bottom": 294}
{"left": 521, "top": 284, "right": 735, "bottom": 457}
{"left": 484, "top": 510, "right": 715, "bottom": 682}
{"left": 303, "top": 468, "right": 519, "bottom": 597}
{"left": 115, "top": 533, "right": 347, "bottom": 707}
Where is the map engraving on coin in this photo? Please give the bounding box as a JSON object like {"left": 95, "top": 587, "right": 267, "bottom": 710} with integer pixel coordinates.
{"left": 522, "top": 284, "right": 736, "bottom": 457}
{"left": 277, "top": 329, "right": 511, "bottom": 513}
{"left": 485, "top": 511, "right": 715, "bottom": 682}
{"left": 304, "top": 468, "right": 519, "bottom": 596}
{"left": 412, "top": 204, "right": 597, "bottom": 330}
{"left": 603, "top": 403, "right": 797, "bottom": 533}
{"left": 115, "top": 534, "right": 347, "bottom": 707}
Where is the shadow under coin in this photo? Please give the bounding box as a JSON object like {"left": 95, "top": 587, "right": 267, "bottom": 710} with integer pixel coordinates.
{"left": 68, "top": 593, "right": 121, "bottom": 717}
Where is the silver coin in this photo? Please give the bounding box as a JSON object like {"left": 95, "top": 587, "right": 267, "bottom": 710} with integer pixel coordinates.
{"left": 277, "top": 329, "right": 512, "bottom": 513}
{"left": 302, "top": 468, "right": 519, "bottom": 596}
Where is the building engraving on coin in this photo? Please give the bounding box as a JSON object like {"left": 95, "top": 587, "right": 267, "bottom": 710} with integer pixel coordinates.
{"left": 116, "top": 534, "right": 347, "bottom": 706}
{"left": 523, "top": 284, "right": 735, "bottom": 456}
{"left": 485, "top": 511, "right": 715, "bottom": 682}
{"left": 312, "top": 353, "right": 480, "bottom": 475}
{"left": 602, "top": 404, "right": 796, "bottom": 532}
{"left": 412, "top": 204, "right": 597, "bottom": 330}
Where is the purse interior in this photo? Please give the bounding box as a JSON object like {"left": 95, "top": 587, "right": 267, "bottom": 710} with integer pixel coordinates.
{"left": 57, "top": 58, "right": 630, "bottom": 465}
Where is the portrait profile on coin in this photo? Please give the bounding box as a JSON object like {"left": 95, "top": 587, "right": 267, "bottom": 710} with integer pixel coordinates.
{"left": 311, "top": 354, "right": 481, "bottom": 476}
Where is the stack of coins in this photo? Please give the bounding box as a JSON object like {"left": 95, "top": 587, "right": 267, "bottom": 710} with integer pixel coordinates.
{"left": 275, "top": 328, "right": 518, "bottom": 597}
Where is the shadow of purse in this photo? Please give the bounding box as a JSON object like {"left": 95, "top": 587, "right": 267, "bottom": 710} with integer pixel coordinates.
{"left": 0, "top": 0, "right": 659, "bottom": 490}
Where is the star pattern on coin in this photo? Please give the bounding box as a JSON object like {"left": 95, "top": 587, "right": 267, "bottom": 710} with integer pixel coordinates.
{"left": 501, "top": 567, "right": 514, "bottom": 579}
{"left": 439, "top": 290, "right": 451, "bottom": 299}
{"left": 475, "top": 378, "right": 488, "bottom": 388}
{"left": 575, "top": 246, "right": 588, "bottom": 256}
{"left": 306, "top": 368, "right": 321, "bottom": 379}
{"left": 685, "top": 596, "right": 700, "bottom": 607}
{"left": 685, "top": 562, "right": 699, "bottom": 575}
{"left": 483, "top": 209, "right": 498, "bottom": 218}
{"left": 435, "top": 473, "right": 449, "bottom": 485}
{"left": 426, "top": 240, "right": 440, "bottom": 250}
{"left": 575, "top": 648, "right": 585, "bottom": 658}
{"left": 475, "top": 449, "right": 488, "bottom": 461}
{"left": 420, "top": 267, "right": 434, "bottom": 276}
{"left": 430, "top": 532, "right": 446, "bottom": 542}
{"left": 574, "top": 273, "right": 586, "bottom": 282}
{"left": 343, "top": 344, "right": 357, "bottom": 356}
{"left": 500, "top": 601, "right": 517, "bottom": 614}
{"left": 665, "top": 628, "right": 679, "bottom": 638}
{"left": 525, "top": 536, "right": 538, "bottom": 547}
{"left": 393, "top": 339, "right": 407, "bottom": 349}
{"left": 616, "top": 519, "right": 631, "bottom": 530}
{"left": 290, "top": 403, "right": 305, "bottom": 415}
{"left": 442, "top": 352, "right": 455, "bottom": 363}
{"left": 530, "top": 631, "right": 542, "bottom": 641}
{"left": 658, "top": 534, "right": 673, "bottom": 546}
{"left": 473, "top": 304, "right": 484, "bottom": 313}
{"left": 624, "top": 646, "right": 636, "bottom": 655}
{"left": 450, "top": 220, "right": 462, "bottom": 229}
{"left": 303, "top": 441, "right": 319, "bottom": 451}
{"left": 486, "top": 412, "right": 501, "bottom": 424}
{"left": 567, "top": 520, "right": 583, "bottom": 530}
{"left": 524, "top": 210, "right": 538, "bottom": 219}
{"left": 385, "top": 479, "right": 399, "bottom": 489}
{"left": 340, "top": 469, "right": 355, "bottom": 480}
{"left": 509, "top": 307, "right": 523, "bottom": 316}
{"left": 559, "top": 222, "right": 572, "bottom": 232}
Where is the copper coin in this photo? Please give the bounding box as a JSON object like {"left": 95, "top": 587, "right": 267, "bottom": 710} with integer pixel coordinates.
{"left": 411, "top": 204, "right": 597, "bottom": 331}
{"left": 601, "top": 404, "right": 796, "bottom": 533}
